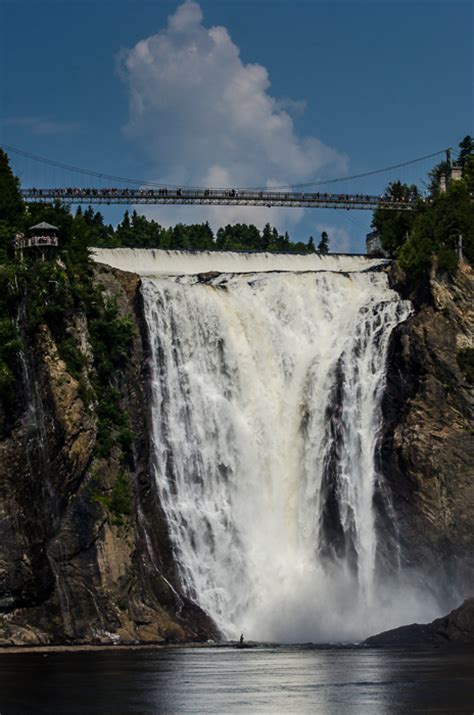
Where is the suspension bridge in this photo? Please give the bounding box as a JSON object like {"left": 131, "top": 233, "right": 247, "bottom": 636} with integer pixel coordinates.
{"left": 19, "top": 186, "right": 415, "bottom": 210}
{"left": 2, "top": 144, "right": 455, "bottom": 212}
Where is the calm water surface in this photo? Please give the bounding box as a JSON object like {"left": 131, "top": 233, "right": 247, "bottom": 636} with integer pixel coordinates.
{"left": 0, "top": 646, "right": 472, "bottom": 714}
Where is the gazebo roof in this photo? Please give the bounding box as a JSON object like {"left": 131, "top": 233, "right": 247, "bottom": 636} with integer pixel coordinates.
{"left": 29, "top": 221, "right": 58, "bottom": 231}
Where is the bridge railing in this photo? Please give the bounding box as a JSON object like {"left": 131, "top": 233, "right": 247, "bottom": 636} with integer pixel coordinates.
{"left": 20, "top": 187, "right": 416, "bottom": 210}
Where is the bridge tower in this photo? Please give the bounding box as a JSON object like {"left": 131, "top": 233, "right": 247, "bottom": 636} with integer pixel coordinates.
{"left": 439, "top": 149, "right": 464, "bottom": 193}
{"left": 13, "top": 221, "right": 59, "bottom": 261}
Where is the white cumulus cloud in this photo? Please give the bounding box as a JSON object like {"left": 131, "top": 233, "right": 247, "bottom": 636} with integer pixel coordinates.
{"left": 120, "top": 0, "right": 348, "bottom": 231}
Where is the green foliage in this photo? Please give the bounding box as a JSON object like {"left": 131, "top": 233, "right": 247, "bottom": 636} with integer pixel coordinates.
{"left": 57, "top": 337, "right": 87, "bottom": 379}
{"left": 374, "top": 137, "right": 474, "bottom": 276}
{"left": 92, "top": 210, "right": 316, "bottom": 254}
{"left": 0, "top": 156, "right": 136, "bottom": 454}
{"left": 85, "top": 300, "right": 134, "bottom": 459}
{"left": 0, "top": 317, "right": 22, "bottom": 399}
{"left": 92, "top": 470, "right": 133, "bottom": 525}
{"left": 457, "top": 347, "right": 474, "bottom": 384}
{"left": 461, "top": 155, "right": 474, "bottom": 193}
{"left": 110, "top": 471, "right": 133, "bottom": 519}
{"left": 459, "top": 136, "right": 474, "bottom": 166}
{"left": 372, "top": 181, "right": 419, "bottom": 257}
{"left": 437, "top": 246, "right": 458, "bottom": 273}
{"left": 428, "top": 160, "right": 449, "bottom": 196}
{"left": 398, "top": 180, "right": 473, "bottom": 274}
{"left": 318, "top": 231, "right": 329, "bottom": 255}
{"left": 0, "top": 263, "right": 24, "bottom": 403}
{"left": 0, "top": 150, "right": 24, "bottom": 252}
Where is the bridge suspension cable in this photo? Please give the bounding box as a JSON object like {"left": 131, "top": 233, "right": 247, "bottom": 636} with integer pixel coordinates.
{"left": 1, "top": 142, "right": 447, "bottom": 192}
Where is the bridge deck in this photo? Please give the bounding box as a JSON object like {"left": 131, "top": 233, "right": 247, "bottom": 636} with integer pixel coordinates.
{"left": 20, "top": 187, "right": 415, "bottom": 211}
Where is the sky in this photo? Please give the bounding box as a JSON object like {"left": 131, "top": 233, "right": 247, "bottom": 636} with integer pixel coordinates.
{"left": 0, "top": 0, "right": 472, "bottom": 252}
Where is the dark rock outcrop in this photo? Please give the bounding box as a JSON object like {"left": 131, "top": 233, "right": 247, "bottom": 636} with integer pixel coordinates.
{"left": 0, "top": 265, "right": 218, "bottom": 646}
{"left": 364, "top": 598, "right": 474, "bottom": 647}
{"left": 380, "top": 262, "right": 474, "bottom": 602}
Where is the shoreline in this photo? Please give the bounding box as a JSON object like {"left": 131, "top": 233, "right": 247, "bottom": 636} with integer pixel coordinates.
{"left": 0, "top": 641, "right": 261, "bottom": 655}
{"left": 0, "top": 643, "right": 168, "bottom": 655}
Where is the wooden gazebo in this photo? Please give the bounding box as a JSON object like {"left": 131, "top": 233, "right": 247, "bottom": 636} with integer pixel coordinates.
{"left": 14, "top": 222, "right": 59, "bottom": 259}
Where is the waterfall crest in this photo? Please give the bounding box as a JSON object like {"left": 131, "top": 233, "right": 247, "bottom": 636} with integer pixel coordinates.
{"left": 92, "top": 247, "right": 388, "bottom": 275}
{"left": 142, "top": 269, "right": 436, "bottom": 642}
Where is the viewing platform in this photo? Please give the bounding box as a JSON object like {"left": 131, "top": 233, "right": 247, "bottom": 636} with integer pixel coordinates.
{"left": 13, "top": 221, "right": 59, "bottom": 258}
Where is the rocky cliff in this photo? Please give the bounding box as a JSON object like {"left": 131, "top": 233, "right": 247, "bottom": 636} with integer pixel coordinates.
{"left": 364, "top": 598, "right": 474, "bottom": 647}
{"left": 0, "top": 260, "right": 472, "bottom": 646}
{"left": 0, "top": 264, "right": 217, "bottom": 646}
{"left": 381, "top": 261, "right": 474, "bottom": 604}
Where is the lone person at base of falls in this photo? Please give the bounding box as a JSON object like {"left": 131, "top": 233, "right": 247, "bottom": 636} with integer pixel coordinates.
{"left": 240, "top": 633, "right": 244, "bottom": 646}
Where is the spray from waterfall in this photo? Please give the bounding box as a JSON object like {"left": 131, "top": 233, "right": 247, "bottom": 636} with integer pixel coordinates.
{"left": 142, "top": 268, "right": 440, "bottom": 642}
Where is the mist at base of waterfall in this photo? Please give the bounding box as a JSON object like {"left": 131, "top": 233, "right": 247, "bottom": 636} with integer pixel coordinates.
{"left": 142, "top": 269, "right": 441, "bottom": 643}
{"left": 228, "top": 567, "right": 444, "bottom": 644}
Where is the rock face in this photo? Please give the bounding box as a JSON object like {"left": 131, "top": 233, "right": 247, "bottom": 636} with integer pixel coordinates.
{"left": 0, "top": 260, "right": 472, "bottom": 646}
{"left": 364, "top": 598, "right": 474, "bottom": 647}
{"left": 381, "top": 262, "right": 474, "bottom": 603}
{"left": 0, "top": 265, "right": 218, "bottom": 646}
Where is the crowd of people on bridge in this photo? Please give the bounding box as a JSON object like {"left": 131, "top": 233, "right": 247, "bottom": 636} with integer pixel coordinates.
{"left": 23, "top": 186, "right": 417, "bottom": 205}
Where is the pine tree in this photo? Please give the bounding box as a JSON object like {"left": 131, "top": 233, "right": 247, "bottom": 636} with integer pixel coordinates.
{"left": 318, "top": 231, "right": 329, "bottom": 255}
{"left": 0, "top": 149, "right": 24, "bottom": 234}
{"left": 459, "top": 135, "right": 474, "bottom": 166}
{"left": 261, "top": 223, "right": 272, "bottom": 250}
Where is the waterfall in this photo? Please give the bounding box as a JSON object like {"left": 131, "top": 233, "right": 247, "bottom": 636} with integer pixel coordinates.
{"left": 142, "top": 268, "right": 435, "bottom": 642}
{"left": 91, "top": 247, "right": 389, "bottom": 275}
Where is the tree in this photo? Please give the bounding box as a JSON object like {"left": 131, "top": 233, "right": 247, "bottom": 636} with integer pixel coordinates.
{"left": 307, "top": 236, "right": 316, "bottom": 253}
{"left": 458, "top": 136, "right": 474, "bottom": 193}
{"left": 372, "top": 181, "right": 419, "bottom": 257}
{"left": 0, "top": 150, "right": 23, "bottom": 227}
{"left": 0, "top": 150, "right": 24, "bottom": 257}
{"left": 399, "top": 180, "right": 473, "bottom": 274}
{"left": 318, "top": 231, "right": 329, "bottom": 255}
{"left": 428, "top": 160, "right": 450, "bottom": 195}
{"left": 459, "top": 135, "right": 474, "bottom": 166}
{"left": 261, "top": 223, "right": 272, "bottom": 251}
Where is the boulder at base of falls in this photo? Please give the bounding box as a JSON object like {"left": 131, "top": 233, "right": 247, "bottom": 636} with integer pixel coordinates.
{"left": 364, "top": 599, "right": 474, "bottom": 647}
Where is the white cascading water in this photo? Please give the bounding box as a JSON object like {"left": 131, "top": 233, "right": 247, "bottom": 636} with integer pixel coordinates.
{"left": 91, "top": 247, "right": 389, "bottom": 275}
{"left": 87, "top": 248, "right": 436, "bottom": 642}
{"left": 136, "top": 259, "right": 442, "bottom": 643}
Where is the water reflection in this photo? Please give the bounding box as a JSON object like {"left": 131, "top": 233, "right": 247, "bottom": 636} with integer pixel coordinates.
{"left": 0, "top": 646, "right": 472, "bottom": 714}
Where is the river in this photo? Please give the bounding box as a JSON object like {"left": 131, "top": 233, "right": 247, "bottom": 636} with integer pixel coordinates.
{"left": 0, "top": 646, "right": 472, "bottom": 714}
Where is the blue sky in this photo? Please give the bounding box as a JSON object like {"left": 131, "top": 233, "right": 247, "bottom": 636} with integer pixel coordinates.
{"left": 1, "top": 0, "right": 472, "bottom": 251}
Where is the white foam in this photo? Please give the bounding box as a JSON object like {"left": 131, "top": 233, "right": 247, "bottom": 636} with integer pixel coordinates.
{"left": 141, "top": 270, "right": 438, "bottom": 643}
{"left": 91, "top": 248, "right": 389, "bottom": 275}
